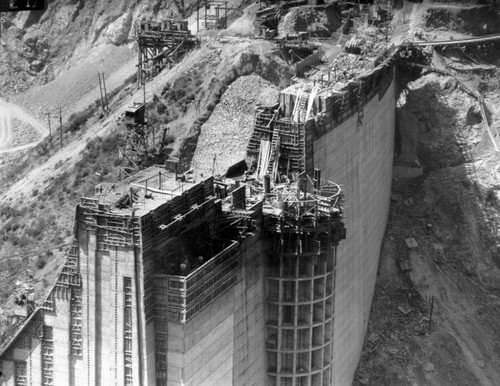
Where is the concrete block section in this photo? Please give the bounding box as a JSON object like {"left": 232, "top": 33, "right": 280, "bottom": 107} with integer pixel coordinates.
{"left": 314, "top": 77, "right": 396, "bottom": 386}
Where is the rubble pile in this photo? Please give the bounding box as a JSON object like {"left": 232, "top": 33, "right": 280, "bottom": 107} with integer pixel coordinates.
{"left": 9, "top": 119, "right": 40, "bottom": 147}
{"left": 355, "top": 63, "right": 500, "bottom": 385}
{"left": 278, "top": 5, "right": 341, "bottom": 37}
{"left": 191, "top": 75, "right": 279, "bottom": 177}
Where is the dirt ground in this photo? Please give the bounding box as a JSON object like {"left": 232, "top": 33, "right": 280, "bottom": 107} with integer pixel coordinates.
{"left": 355, "top": 65, "right": 500, "bottom": 386}
{"left": 354, "top": 3, "right": 500, "bottom": 384}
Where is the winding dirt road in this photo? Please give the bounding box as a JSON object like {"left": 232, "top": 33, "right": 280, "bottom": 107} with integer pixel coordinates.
{"left": 0, "top": 98, "right": 48, "bottom": 154}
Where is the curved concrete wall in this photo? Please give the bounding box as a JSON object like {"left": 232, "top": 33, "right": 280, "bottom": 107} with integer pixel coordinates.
{"left": 313, "top": 76, "right": 396, "bottom": 385}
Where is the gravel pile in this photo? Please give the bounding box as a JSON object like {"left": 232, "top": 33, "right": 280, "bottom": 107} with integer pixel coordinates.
{"left": 279, "top": 6, "right": 341, "bottom": 37}
{"left": 9, "top": 119, "right": 40, "bottom": 147}
{"left": 192, "top": 75, "right": 279, "bottom": 177}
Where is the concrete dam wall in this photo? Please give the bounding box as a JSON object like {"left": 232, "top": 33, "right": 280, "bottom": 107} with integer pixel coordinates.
{"left": 0, "top": 56, "right": 396, "bottom": 385}
{"left": 257, "top": 53, "right": 396, "bottom": 384}
{"left": 314, "top": 75, "right": 396, "bottom": 385}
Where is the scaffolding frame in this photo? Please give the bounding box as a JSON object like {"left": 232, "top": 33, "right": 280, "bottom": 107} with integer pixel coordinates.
{"left": 136, "top": 20, "right": 198, "bottom": 81}
{"left": 79, "top": 200, "right": 141, "bottom": 249}
{"left": 70, "top": 288, "right": 83, "bottom": 357}
{"left": 263, "top": 180, "right": 345, "bottom": 386}
{"left": 123, "top": 277, "right": 133, "bottom": 386}
{"left": 196, "top": 0, "right": 240, "bottom": 31}
{"left": 14, "top": 360, "right": 27, "bottom": 386}
{"left": 41, "top": 326, "right": 54, "bottom": 386}
{"left": 249, "top": 109, "right": 307, "bottom": 182}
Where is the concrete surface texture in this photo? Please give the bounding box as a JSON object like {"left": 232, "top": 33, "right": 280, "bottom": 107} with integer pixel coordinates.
{"left": 162, "top": 236, "right": 267, "bottom": 386}
{"left": 313, "top": 77, "right": 396, "bottom": 385}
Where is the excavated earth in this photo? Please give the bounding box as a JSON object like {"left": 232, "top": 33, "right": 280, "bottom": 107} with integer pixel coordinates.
{"left": 354, "top": 3, "right": 500, "bottom": 385}
{"left": 278, "top": 4, "right": 341, "bottom": 37}
{"left": 191, "top": 74, "right": 279, "bottom": 177}
{"left": 355, "top": 44, "right": 500, "bottom": 386}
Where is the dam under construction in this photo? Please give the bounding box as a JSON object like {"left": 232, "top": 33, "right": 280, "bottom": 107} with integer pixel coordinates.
{"left": 0, "top": 38, "right": 396, "bottom": 386}
{"left": 1, "top": 1, "right": 500, "bottom": 385}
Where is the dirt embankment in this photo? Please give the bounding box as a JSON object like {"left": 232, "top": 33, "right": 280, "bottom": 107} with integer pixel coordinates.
{"left": 0, "top": 0, "right": 204, "bottom": 159}
{"left": 355, "top": 67, "right": 500, "bottom": 385}
{"left": 278, "top": 4, "right": 341, "bottom": 37}
{"left": 424, "top": 6, "right": 500, "bottom": 36}
{"left": 0, "top": 0, "right": 198, "bottom": 96}
{"left": 191, "top": 74, "right": 279, "bottom": 177}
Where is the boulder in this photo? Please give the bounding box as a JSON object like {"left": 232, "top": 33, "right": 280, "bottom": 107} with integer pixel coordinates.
{"left": 106, "top": 12, "right": 133, "bottom": 46}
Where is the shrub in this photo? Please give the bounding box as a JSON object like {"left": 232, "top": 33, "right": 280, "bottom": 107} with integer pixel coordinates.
{"left": 157, "top": 101, "right": 167, "bottom": 115}
{"left": 163, "top": 134, "right": 176, "bottom": 146}
{"left": 36, "top": 255, "right": 47, "bottom": 269}
{"left": 66, "top": 106, "right": 94, "bottom": 133}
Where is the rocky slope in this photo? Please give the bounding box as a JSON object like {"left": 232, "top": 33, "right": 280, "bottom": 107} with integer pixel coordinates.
{"left": 0, "top": 0, "right": 193, "bottom": 95}
{"left": 355, "top": 3, "right": 500, "bottom": 384}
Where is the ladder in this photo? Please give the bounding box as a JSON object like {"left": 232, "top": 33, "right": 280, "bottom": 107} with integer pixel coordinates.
{"left": 268, "top": 129, "right": 281, "bottom": 180}
{"left": 293, "top": 91, "right": 308, "bottom": 123}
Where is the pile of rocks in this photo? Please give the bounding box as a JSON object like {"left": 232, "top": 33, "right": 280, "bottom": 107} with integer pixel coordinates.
{"left": 192, "top": 75, "right": 279, "bottom": 177}
{"left": 278, "top": 5, "right": 341, "bottom": 38}
{"left": 9, "top": 119, "right": 40, "bottom": 147}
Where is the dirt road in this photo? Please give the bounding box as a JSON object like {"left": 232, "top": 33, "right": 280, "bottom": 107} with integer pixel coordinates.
{"left": 0, "top": 98, "right": 48, "bottom": 154}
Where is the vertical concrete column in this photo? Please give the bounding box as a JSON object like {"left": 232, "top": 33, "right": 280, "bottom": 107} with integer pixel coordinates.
{"left": 95, "top": 248, "right": 114, "bottom": 386}
{"left": 80, "top": 228, "right": 96, "bottom": 386}
{"left": 1, "top": 359, "right": 15, "bottom": 386}
{"left": 313, "top": 75, "right": 396, "bottom": 385}
{"left": 51, "top": 298, "right": 71, "bottom": 385}
{"left": 266, "top": 230, "right": 339, "bottom": 386}
{"left": 30, "top": 336, "right": 42, "bottom": 385}
{"left": 132, "top": 246, "right": 148, "bottom": 386}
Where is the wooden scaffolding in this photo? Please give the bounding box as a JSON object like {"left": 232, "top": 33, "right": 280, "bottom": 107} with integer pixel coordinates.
{"left": 136, "top": 19, "right": 198, "bottom": 81}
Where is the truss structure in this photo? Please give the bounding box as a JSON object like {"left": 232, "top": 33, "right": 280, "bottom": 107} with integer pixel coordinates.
{"left": 136, "top": 20, "right": 198, "bottom": 81}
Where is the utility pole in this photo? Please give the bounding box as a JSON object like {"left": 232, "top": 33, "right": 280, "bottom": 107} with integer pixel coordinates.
{"left": 98, "top": 72, "right": 105, "bottom": 112}
{"left": 59, "top": 107, "right": 62, "bottom": 149}
{"left": 47, "top": 113, "right": 51, "bottom": 143}
{"left": 101, "top": 72, "right": 109, "bottom": 110}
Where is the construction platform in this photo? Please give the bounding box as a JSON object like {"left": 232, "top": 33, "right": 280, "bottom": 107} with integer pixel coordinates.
{"left": 136, "top": 19, "right": 199, "bottom": 80}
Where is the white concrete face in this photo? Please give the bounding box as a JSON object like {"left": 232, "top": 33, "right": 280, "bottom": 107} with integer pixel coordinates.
{"left": 313, "top": 78, "right": 396, "bottom": 385}
{"left": 163, "top": 235, "right": 267, "bottom": 386}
